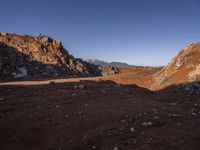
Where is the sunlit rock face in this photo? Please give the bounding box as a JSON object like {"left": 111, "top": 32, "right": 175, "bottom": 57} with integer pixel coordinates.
{"left": 0, "top": 32, "right": 102, "bottom": 78}
{"left": 153, "top": 42, "right": 200, "bottom": 88}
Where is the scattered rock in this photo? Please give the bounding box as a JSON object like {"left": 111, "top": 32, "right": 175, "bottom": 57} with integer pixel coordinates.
{"left": 92, "top": 145, "right": 96, "bottom": 149}
{"left": 169, "top": 113, "right": 181, "bottom": 118}
{"left": 65, "top": 115, "right": 69, "bottom": 118}
{"left": 72, "top": 93, "right": 76, "bottom": 96}
{"left": 113, "top": 147, "right": 118, "bottom": 150}
{"left": 78, "top": 84, "right": 85, "bottom": 89}
{"left": 73, "top": 84, "right": 85, "bottom": 89}
{"left": 73, "top": 85, "right": 78, "bottom": 89}
{"left": 99, "top": 66, "right": 119, "bottom": 76}
{"left": 14, "top": 67, "right": 28, "bottom": 78}
{"left": 142, "top": 121, "right": 153, "bottom": 127}
{"left": 154, "top": 116, "right": 159, "bottom": 119}
{"left": 130, "top": 127, "right": 135, "bottom": 132}
{"left": 191, "top": 112, "right": 198, "bottom": 117}
{"left": 55, "top": 105, "right": 60, "bottom": 108}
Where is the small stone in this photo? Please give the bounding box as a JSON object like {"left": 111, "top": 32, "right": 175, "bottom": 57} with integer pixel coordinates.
{"left": 152, "top": 109, "right": 157, "bottom": 113}
{"left": 154, "top": 116, "right": 159, "bottom": 119}
{"left": 65, "top": 115, "right": 69, "bottom": 118}
{"left": 0, "top": 98, "right": 4, "bottom": 101}
{"left": 142, "top": 121, "right": 153, "bottom": 127}
{"left": 191, "top": 112, "right": 198, "bottom": 117}
{"left": 78, "top": 84, "right": 85, "bottom": 89}
{"left": 170, "top": 102, "right": 177, "bottom": 106}
{"left": 73, "top": 85, "right": 78, "bottom": 89}
{"left": 56, "top": 105, "right": 60, "bottom": 108}
{"left": 120, "top": 120, "right": 126, "bottom": 123}
{"left": 46, "top": 118, "right": 51, "bottom": 121}
{"left": 169, "top": 113, "right": 181, "bottom": 118}
{"left": 138, "top": 114, "right": 142, "bottom": 117}
{"left": 113, "top": 147, "right": 118, "bottom": 150}
{"left": 92, "top": 145, "right": 96, "bottom": 149}
{"left": 133, "top": 140, "right": 137, "bottom": 145}
{"left": 130, "top": 127, "right": 135, "bottom": 132}
{"left": 73, "top": 84, "right": 85, "bottom": 89}
{"left": 78, "top": 111, "right": 83, "bottom": 115}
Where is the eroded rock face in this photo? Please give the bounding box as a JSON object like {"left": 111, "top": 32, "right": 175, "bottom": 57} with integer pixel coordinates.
{"left": 152, "top": 42, "right": 200, "bottom": 95}
{"left": 154, "top": 42, "right": 200, "bottom": 87}
{"left": 188, "top": 64, "right": 200, "bottom": 82}
{"left": 0, "top": 33, "right": 102, "bottom": 78}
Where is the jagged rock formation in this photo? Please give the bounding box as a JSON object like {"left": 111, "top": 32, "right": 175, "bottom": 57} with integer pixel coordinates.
{"left": 0, "top": 32, "right": 103, "bottom": 78}
{"left": 154, "top": 42, "right": 200, "bottom": 89}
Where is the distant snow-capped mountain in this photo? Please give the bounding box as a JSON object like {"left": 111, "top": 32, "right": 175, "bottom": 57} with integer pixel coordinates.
{"left": 84, "top": 58, "right": 135, "bottom": 68}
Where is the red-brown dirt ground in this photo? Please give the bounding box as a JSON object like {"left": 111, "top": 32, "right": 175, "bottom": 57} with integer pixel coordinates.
{"left": 1, "top": 68, "right": 200, "bottom": 150}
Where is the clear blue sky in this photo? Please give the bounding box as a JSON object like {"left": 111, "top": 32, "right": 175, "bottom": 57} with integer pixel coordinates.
{"left": 0, "top": 0, "right": 200, "bottom": 66}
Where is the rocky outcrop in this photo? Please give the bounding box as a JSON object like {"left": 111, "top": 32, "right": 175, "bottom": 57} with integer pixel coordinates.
{"left": 153, "top": 42, "right": 200, "bottom": 88}
{"left": 98, "top": 66, "right": 119, "bottom": 76}
{"left": 0, "top": 33, "right": 102, "bottom": 78}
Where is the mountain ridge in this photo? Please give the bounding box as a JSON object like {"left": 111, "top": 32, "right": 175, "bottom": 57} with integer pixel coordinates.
{"left": 84, "top": 58, "right": 135, "bottom": 68}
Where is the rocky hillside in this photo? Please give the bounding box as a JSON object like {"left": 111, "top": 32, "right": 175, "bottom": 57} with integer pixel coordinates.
{"left": 154, "top": 42, "right": 200, "bottom": 89}
{"left": 0, "top": 32, "right": 103, "bottom": 78}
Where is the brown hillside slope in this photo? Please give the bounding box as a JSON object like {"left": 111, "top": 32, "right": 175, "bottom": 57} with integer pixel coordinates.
{"left": 153, "top": 42, "right": 200, "bottom": 90}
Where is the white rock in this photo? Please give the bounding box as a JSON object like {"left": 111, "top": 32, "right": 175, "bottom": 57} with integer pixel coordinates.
{"left": 169, "top": 113, "right": 181, "bottom": 118}
{"left": 142, "top": 121, "right": 153, "bottom": 127}
{"left": 56, "top": 105, "right": 60, "bottom": 108}
{"left": 65, "top": 115, "right": 69, "bottom": 118}
{"left": 14, "top": 67, "right": 28, "bottom": 78}
{"left": 130, "top": 127, "right": 135, "bottom": 132}
{"left": 73, "top": 85, "right": 78, "bottom": 89}
{"left": 72, "top": 93, "right": 76, "bottom": 96}
{"left": 78, "top": 84, "right": 85, "bottom": 89}
{"left": 113, "top": 147, "right": 118, "bottom": 150}
{"left": 191, "top": 112, "right": 198, "bottom": 117}
{"left": 154, "top": 116, "right": 159, "bottom": 119}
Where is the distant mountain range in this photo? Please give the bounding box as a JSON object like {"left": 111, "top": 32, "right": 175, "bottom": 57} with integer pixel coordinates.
{"left": 84, "top": 58, "right": 135, "bottom": 68}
